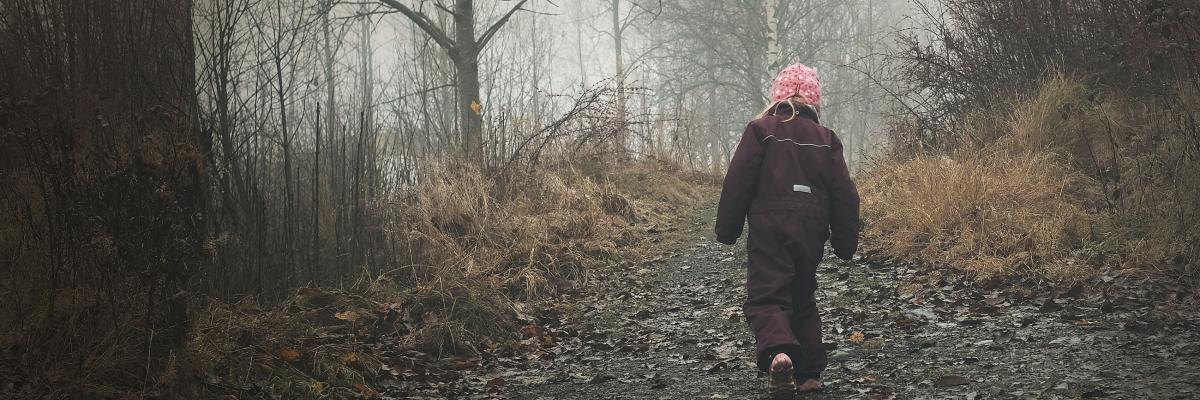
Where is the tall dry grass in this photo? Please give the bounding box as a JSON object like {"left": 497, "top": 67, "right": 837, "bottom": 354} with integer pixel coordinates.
{"left": 385, "top": 159, "right": 712, "bottom": 302}
{"left": 157, "top": 158, "right": 718, "bottom": 398}
{"left": 863, "top": 74, "right": 1200, "bottom": 288}
{"left": 861, "top": 152, "right": 1102, "bottom": 280}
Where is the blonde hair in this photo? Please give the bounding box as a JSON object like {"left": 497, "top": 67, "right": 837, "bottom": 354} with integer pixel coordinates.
{"left": 756, "top": 95, "right": 817, "bottom": 122}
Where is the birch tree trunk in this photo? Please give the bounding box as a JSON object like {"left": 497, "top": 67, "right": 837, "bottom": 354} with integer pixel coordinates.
{"left": 575, "top": 2, "right": 589, "bottom": 89}
{"left": 612, "top": 0, "right": 628, "bottom": 154}
{"left": 765, "top": 0, "right": 780, "bottom": 86}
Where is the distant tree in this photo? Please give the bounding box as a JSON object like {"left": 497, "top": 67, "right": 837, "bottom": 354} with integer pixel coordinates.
{"left": 611, "top": 0, "right": 628, "bottom": 153}
{"left": 604, "top": 0, "right": 661, "bottom": 155}
{"left": 641, "top": 0, "right": 870, "bottom": 169}
{"left": 378, "top": 0, "right": 531, "bottom": 164}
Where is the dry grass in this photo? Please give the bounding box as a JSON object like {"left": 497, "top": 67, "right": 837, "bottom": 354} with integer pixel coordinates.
{"left": 385, "top": 159, "right": 713, "bottom": 303}
{"left": 861, "top": 152, "right": 1103, "bottom": 280}
{"left": 0, "top": 156, "right": 715, "bottom": 399}
{"left": 864, "top": 74, "right": 1200, "bottom": 288}
{"left": 162, "top": 159, "right": 717, "bottom": 398}
{"left": 170, "top": 288, "right": 392, "bottom": 399}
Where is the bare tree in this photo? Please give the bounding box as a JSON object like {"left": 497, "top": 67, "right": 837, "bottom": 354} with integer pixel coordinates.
{"left": 378, "top": 0, "right": 531, "bottom": 164}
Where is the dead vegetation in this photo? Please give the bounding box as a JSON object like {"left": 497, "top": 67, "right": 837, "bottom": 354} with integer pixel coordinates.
{"left": 860, "top": 150, "right": 1100, "bottom": 280}
{"left": 152, "top": 159, "right": 717, "bottom": 399}
{"left": 862, "top": 74, "right": 1200, "bottom": 291}
{"left": 864, "top": 0, "right": 1200, "bottom": 294}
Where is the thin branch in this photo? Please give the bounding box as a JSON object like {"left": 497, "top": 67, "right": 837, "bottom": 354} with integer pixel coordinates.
{"left": 477, "top": 0, "right": 531, "bottom": 50}
{"left": 377, "top": 0, "right": 456, "bottom": 51}
{"left": 433, "top": 2, "right": 456, "bottom": 17}
{"left": 372, "top": 83, "right": 456, "bottom": 107}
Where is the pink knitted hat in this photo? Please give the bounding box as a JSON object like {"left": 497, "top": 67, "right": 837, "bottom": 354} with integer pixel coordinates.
{"left": 769, "top": 63, "right": 821, "bottom": 106}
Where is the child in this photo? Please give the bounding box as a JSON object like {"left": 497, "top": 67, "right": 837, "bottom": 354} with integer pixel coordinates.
{"left": 714, "top": 63, "right": 860, "bottom": 397}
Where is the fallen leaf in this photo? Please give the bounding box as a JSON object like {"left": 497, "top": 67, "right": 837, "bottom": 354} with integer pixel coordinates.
{"left": 334, "top": 310, "right": 361, "bottom": 322}
{"left": 449, "top": 357, "right": 476, "bottom": 370}
{"left": 276, "top": 347, "right": 301, "bottom": 362}
{"left": 849, "top": 331, "right": 866, "bottom": 344}
{"left": 521, "top": 324, "right": 544, "bottom": 338}
{"left": 353, "top": 383, "right": 380, "bottom": 398}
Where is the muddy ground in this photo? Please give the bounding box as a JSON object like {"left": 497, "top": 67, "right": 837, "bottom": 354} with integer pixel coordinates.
{"left": 383, "top": 206, "right": 1200, "bottom": 399}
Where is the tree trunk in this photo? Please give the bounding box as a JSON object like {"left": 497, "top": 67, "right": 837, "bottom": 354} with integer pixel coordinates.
{"left": 575, "top": 2, "right": 589, "bottom": 89}
{"left": 455, "top": 0, "right": 484, "bottom": 163}
{"left": 354, "top": 9, "right": 375, "bottom": 270}
{"left": 765, "top": 0, "right": 781, "bottom": 79}
{"left": 612, "top": 0, "right": 628, "bottom": 154}
{"left": 379, "top": 0, "right": 528, "bottom": 165}
{"left": 320, "top": 1, "right": 344, "bottom": 278}
{"left": 312, "top": 108, "right": 321, "bottom": 282}
{"left": 274, "top": 42, "right": 296, "bottom": 283}
{"left": 321, "top": 0, "right": 340, "bottom": 172}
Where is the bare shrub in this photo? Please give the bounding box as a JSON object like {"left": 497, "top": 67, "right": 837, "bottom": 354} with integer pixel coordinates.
{"left": 864, "top": 74, "right": 1200, "bottom": 289}
{"left": 888, "top": 0, "right": 1187, "bottom": 148}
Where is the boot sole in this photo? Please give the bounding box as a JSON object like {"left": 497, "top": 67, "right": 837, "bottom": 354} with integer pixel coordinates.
{"left": 767, "top": 361, "right": 795, "bottom": 400}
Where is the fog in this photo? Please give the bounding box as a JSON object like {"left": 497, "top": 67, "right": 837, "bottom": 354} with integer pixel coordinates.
{"left": 195, "top": 0, "right": 918, "bottom": 178}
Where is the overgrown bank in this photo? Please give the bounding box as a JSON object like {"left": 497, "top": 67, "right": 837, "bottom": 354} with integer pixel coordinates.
{"left": 123, "top": 160, "right": 714, "bottom": 399}
{"left": 858, "top": 0, "right": 1199, "bottom": 296}
{"left": 860, "top": 76, "right": 1199, "bottom": 292}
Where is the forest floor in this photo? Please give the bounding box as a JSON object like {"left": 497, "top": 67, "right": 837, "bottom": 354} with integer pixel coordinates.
{"left": 381, "top": 205, "right": 1200, "bottom": 399}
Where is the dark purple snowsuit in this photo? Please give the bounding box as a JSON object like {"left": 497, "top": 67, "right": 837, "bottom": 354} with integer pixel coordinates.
{"left": 714, "top": 104, "right": 860, "bottom": 380}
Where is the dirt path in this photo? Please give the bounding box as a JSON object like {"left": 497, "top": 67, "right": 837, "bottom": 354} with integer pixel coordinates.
{"left": 392, "top": 206, "right": 1200, "bottom": 399}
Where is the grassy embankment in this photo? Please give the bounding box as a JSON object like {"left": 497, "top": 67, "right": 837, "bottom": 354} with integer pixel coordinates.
{"left": 860, "top": 74, "right": 1199, "bottom": 295}
{"left": 161, "top": 159, "right": 718, "bottom": 398}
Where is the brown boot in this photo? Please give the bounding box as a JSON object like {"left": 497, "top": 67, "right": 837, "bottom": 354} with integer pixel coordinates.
{"left": 768, "top": 353, "right": 795, "bottom": 399}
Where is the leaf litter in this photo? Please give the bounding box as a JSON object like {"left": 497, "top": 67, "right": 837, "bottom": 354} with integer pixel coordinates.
{"left": 434, "top": 206, "right": 1200, "bottom": 399}
{"left": 174, "top": 205, "right": 1200, "bottom": 399}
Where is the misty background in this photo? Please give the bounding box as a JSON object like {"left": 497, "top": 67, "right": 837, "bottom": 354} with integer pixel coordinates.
{"left": 194, "top": 0, "right": 918, "bottom": 181}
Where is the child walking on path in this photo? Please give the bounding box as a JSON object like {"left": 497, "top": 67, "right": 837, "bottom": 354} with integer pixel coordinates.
{"left": 714, "top": 63, "right": 861, "bottom": 397}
